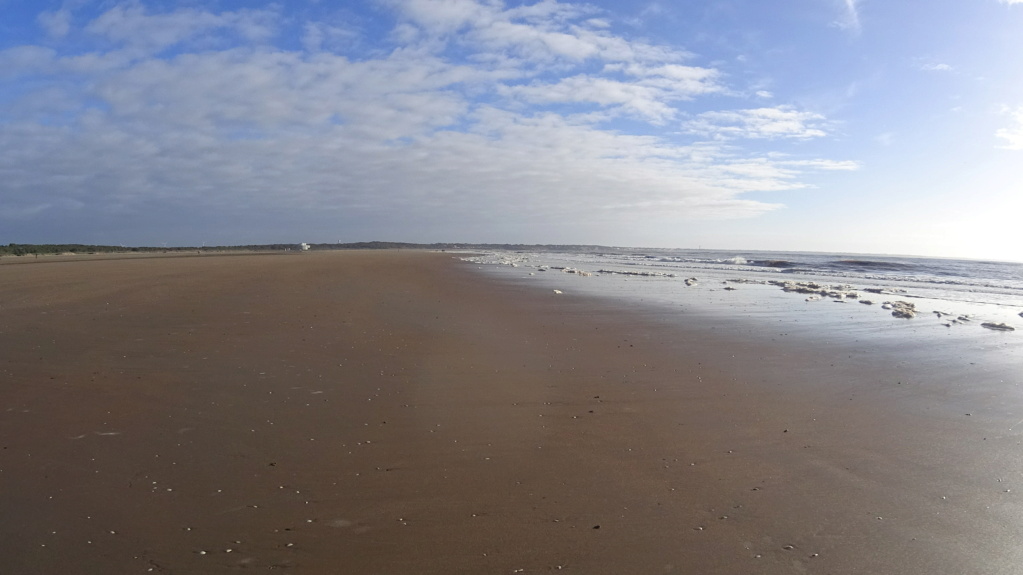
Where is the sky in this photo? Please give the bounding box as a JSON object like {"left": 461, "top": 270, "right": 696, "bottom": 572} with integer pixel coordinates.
{"left": 1, "top": 0, "right": 1021, "bottom": 260}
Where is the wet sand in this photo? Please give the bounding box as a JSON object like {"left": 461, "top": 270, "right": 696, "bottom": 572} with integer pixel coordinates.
{"left": 1, "top": 250, "right": 1021, "bottom": 574}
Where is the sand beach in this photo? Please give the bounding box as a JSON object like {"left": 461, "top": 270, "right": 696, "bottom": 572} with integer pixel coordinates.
{"left": 1, "top": 250, "right": 1021, "bottom": 574}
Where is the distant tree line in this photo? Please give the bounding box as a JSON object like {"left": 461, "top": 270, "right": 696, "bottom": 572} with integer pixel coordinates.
{"left": 1, "top": 241, "right": 632, "bottom": 257}
{"left": 1, "top": 243, "right": 124, "bottom": 256}
{"left": 0, "top": 243, "right": 304, "bottom": 257}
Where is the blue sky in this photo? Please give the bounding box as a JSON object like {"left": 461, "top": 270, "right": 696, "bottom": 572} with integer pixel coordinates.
{"left": 1, "top": 0, "right": 1021, "bottom": 260}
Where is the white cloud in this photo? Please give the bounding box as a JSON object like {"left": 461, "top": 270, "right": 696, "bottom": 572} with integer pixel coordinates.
{"left": 392, "top": 0, "right": 688, "bottom": 67}
{"left": 0, "top": 46, "right": 58, "bottom": 78}
{"left": 779, "top": 159, "right": 860, "bottom": 170}
{"left": 501, "top": 75, "right": 677, "bottom": 122}
{"left": 684, "top": 107, "right": 829, "bottom": 140}
{"left": 38, "top": 9, "right": 73, "bottom": 38}
{"left": 0, "top": 0, "right": 854, "bottom": 241}
{"left": 833, "top": 0, "right": 862, "bottom": 33}
{"left": 386, "top": 0, "right": 492, "bottom": 35}
{"left": 83, "top": 3, "right": 279, "bottom": 55}
{"left": 997, "top": 0, "right": 1023, "bottom": 4}
{"left": 995, "top": 106, "right": 1023, "bottom": 150}
{"left": 914, "top": 57, "right": 953, "bottom": 72}
{"left": 500, "top": 63, "right": 720, "bottom": 123}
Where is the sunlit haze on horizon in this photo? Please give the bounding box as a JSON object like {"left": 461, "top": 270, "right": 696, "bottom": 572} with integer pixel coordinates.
{"left": 1, "top": 0, "right": 1021, "bottom": 261}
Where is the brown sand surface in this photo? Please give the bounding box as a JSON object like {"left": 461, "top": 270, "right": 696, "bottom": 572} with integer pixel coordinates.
{"left": 2, "top": 250, "right": 1021, "bottom": 574}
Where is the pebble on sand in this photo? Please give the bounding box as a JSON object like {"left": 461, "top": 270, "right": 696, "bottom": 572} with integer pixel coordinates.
{"left": 981, "top": 322, "right": 1015, "bottom": 332}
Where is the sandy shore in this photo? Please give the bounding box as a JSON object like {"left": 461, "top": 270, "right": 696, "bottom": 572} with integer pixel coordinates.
{"left": 1, "top": 250, "right": 1021, "bottom": 574}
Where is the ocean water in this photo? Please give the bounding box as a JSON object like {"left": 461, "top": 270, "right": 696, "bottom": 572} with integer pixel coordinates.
{"left": 459, "top": 248, "right": 1023, "bottom": 348}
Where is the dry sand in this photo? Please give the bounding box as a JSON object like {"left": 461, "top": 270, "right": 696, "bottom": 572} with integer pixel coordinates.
{"left": 1, "top": 250, "right": 1021, "bottom": 574}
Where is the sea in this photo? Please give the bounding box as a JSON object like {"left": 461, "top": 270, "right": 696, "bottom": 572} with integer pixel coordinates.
{"left": 459, "top": 247, "right": 1023, "bottom": 353}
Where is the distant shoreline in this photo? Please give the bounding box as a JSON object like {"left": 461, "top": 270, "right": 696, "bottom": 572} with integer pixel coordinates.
{"left": 0, "top": 241, "right": 615, "bottom": 257}
{"left": 4, "top": 241, "right": 1020, "bottom": 265}
{"left": 0, "top": 248, "right": 295, "bottom": 266}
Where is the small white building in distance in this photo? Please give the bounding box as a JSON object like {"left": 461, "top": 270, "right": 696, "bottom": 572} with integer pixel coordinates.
{"left": 300, "top": 243, "right": 311, "bottom": 251}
